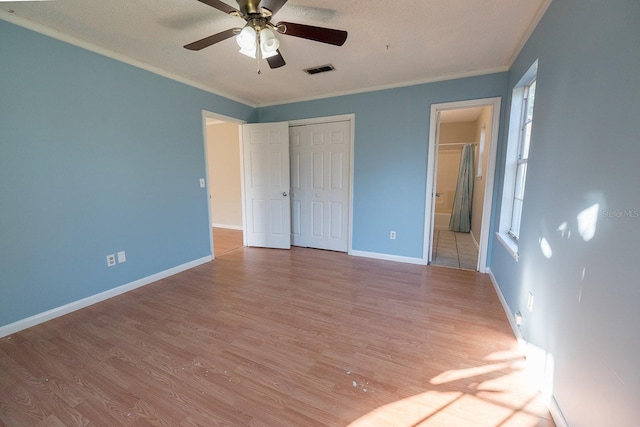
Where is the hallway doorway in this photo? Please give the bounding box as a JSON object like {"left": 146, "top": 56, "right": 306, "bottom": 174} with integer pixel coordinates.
{"left": 202, "top": 111, "right": 245, "bottom": 258}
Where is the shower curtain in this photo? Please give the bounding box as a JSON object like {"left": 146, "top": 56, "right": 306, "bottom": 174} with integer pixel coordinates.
{"left": 449, "top": 144, "right": 474, "bottom": 232}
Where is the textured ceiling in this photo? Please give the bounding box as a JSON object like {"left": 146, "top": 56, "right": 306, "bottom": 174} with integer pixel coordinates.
{"left": 0, "top": 0, "right": 550, "bottom": 107}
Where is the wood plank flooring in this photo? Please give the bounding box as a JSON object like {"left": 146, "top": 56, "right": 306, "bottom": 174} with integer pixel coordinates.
{"left": 0, "top": 247, "right": 554, "bottom": 426}
{"left": 213, "top": 228, "right": 243, "bottom": 257}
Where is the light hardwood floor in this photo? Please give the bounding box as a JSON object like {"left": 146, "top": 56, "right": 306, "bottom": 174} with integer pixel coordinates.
{"left": 0, "top": 247, "right": 554, "bottom": 426}
{"left": 212, "top": 227, "right": 244, "bottom": 257}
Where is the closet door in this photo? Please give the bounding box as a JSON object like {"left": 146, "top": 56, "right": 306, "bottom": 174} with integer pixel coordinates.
{"left": 290, "top": 126, "right": 307, "bottom": 247}
{"left": 290, "top": 121, "right": 350, "bottom": 252}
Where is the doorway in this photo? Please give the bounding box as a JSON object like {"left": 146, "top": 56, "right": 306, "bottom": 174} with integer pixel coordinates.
{"left": 204, "top": 114, "right": 355, "bottom": 254}
{"left": 202, "top": 111, "right": 245, "bottom": 258}
{"left": 424, "top": 98, "right": 501, "bottom": 272}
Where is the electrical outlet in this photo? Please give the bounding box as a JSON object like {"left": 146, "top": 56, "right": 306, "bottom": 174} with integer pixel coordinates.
{"left": 390, "top": 231, "right": 396, "bottom": 240}
{"left": 515, "top": 311, "right": 523, "bottom": 326}
{"left": 527, "top": 292, "right": 534, "bottom": 312}
{"left": 106, "top": 254, "right": 116, "bottom": 267}
{"left": 117, "top": 251, "right": 126, "bottom": 263}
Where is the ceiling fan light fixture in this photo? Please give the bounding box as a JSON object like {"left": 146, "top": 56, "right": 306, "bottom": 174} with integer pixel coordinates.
{"left": 260, "top": 27, "right": 280, "bottom": 56}
{"left": 183, "top": 0, "right": 348, "bottom": 71}
{"left": 237, "top": 26, "right": 257, "bottom": 57}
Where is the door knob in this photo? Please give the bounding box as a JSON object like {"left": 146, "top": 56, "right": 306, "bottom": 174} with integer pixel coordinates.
{"left": 283, "top": 192, "right": 288, "bottom": 197}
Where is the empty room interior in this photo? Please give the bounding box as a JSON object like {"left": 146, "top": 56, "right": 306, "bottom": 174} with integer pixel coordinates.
{"left": 1, "top": 1, "right": 638, "bottom": 426}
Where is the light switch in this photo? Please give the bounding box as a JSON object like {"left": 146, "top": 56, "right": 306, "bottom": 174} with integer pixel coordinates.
{"left": 117, "top": 251, "right": 126, "bottom": 263}
{"left": 199, "top": 178, "right": 205, "bottom": 188}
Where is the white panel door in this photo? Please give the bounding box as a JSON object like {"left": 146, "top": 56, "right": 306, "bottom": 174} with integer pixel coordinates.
{"left": 290, "top": 126, "right": 305, "bottom": 246}
{"left": 290, "top": 121, "right": 350, "bottom": 252}
{"left": 242, "top": 122, "right": 291, "bottom": 249}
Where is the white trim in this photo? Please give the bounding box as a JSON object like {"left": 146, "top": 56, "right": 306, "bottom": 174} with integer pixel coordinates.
{"left": 287, "top": 113, "right": 355, "bottom": 127}
{"left": 506, "top": 0, "right": 553, "bottom": 67}
{"left": 350, "top": 250, "right": 427, "bottom": 266}
{"left": 487, "top": 267, "right": 523, "bottom": 343}
{"left": 548, "top": 398, "right": 569, "bottom": 427}
{"left": 470, "top": 230, "right": 480, "bottom": 250}
{"left": 425, "top": 109, "right": 440, "bottom": 264}
{"left": 212, "top": 223, "right": 243, "bottom": 230}
{"left": 0, "top": 12, "right": 255, "bottom": 107}
{"left": 0, "top": 11, "right": 518, "bottom": 110}
{"left": 424, "top": 97, "right": 501, "bottom": 273}
{"left": 201, "top": 110, "right": 247, "bottom": 255}
{"left": 286, "top": 114, "right": 356, "bottom": 255}
{"left": 257, "top": 67, "right": 509, "bottom": 108}
{"left": 348, "top": 117, "right": 356, "bottom": 255}
{"left": 498, "top": 60, "right": 537, "bottom": 254}
{"left": 477, "top": 98, "right": 501, "bottom": 272}
{"left": 0, "top": 256, "right": 212, "bottom": 338}
{"left": 201, "top": 110, "right": 246, "bottom": 125}
{"left": 486, "top": 267, "right": 568, "bottom": 427}
{"left": 496, "top": 232, "right": 520, "bottom": 261}
{"left": 239, "top": 128, "right": 248, "bottom": 247}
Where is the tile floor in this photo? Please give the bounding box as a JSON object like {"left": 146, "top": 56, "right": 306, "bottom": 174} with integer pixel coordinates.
{"left": 432, "top": 229, "right": 479, "bottom": 270}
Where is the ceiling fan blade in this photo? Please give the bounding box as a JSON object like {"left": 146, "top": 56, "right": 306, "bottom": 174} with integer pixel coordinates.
{"left": 184, "top": 28, "right": 238, "bottom": 51}
{"left": 266, "top": 50, "right": 286, "bottom": 69}
{"left": 196, "top": 0, "right": 240, "bottom": 15}
{"left": 276, "top": 22, "right": 348, "bottom": 46}
{"left": 259, "top": 0, "right": 288, "bottom": 15}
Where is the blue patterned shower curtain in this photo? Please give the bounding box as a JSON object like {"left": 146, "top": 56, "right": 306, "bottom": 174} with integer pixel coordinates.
{"left": 449, "top": 144, "right": 475, "bottom": 232}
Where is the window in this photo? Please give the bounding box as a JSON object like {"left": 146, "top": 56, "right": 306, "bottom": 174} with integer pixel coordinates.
{"left": 497, "top": 60, "right": 538, "bottom": 260}
{"left": 509, "top": 78, "right": 536, "bottom": 240}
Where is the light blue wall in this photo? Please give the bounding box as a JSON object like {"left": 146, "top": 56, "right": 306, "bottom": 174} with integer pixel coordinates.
{"left": 0, "top": 20, "right": 255, "bottom": 327}
{"left": 259, "top": 75, "right": 508, "bottom": 258}
{"left": 490, "top": 0, "right": 640, "bottom": 425}
{"left": 6, "top": 2, "right": 638, "bottom": 423}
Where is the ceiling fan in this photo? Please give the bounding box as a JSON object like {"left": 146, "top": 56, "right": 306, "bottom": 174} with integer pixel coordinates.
{"left": 184, "top": 0, "right": 348, "bottom": 70}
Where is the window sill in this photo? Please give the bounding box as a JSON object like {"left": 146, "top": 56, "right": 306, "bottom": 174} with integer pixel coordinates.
{"left": 496, "top": 232, "right": 519, "bottom": 262}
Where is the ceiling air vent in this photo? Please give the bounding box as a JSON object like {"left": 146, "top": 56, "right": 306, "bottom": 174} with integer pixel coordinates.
{"left": 304, "top": 64, "right": 335, "bottom": 75}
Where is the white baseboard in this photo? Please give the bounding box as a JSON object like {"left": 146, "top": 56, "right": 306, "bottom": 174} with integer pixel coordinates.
{"left": 212, "top": 223, "right": 243, "bottom": 230}
{"left": 486, "top": 267, "right": 523, "bottom": 343}
{"left": 349, "top": 250, "right": 427, "bottom": 265}
{"left": 0, "top": 255, "right": 213, "bottom": 338}
{"left": 548, "top": 396, "right": 568, "bottom": 427}
{"left": 486, "top": 267, "right": 568, "bottom": 427}
{"left": 470, "top": 230, "right": 480, "bottom": 249}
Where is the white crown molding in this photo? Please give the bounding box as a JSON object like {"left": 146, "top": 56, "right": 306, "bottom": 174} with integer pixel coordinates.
{"left": 2, "top": 4, "right": 549, "bottom": 111}
{"left": 256, "top": 66, "right": 510, "bottom": 108}
{"left": 507, "top": 0, "right": 553, "bottom": 67}
{"left": 0, "top": 12, "right": 255, "bottom": 108}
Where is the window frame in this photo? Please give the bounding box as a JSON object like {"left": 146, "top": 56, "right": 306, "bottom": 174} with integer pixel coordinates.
{"left": 497, "top": 60, "right": 538, "bottom": 261}
{"left": 508, "top": 77, "right": 536, "bottom": 241}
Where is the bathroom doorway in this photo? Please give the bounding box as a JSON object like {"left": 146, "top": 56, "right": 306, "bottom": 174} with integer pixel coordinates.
{"left": 424, "top": 98, "right": 501, "bottom": 272}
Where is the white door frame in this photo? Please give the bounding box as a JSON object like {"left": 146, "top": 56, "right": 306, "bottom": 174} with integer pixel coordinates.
{"left": 201, "top": 110, "right": 246, "bottom": 259}
{"left": 288, "top": 114, "right": 355, "bottom": 254}
{"left": 423, "top": 97, "right": 501, "bottom": 272}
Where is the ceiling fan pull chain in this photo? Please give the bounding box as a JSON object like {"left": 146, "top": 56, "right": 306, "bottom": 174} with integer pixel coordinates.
{"left": 256, "top": 29, "right": 262, "bottom": 74}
